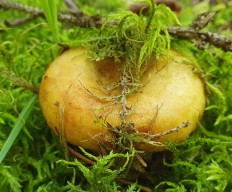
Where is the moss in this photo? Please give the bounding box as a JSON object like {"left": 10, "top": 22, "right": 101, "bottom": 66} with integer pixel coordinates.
{"left": 0, "top": 0, "right": 232, "bottom": 191}
{"left": 87, "top": 2, "right": 180, "bottom": 82}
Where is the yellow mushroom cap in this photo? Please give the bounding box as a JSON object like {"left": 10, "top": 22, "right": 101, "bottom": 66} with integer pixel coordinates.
{"left": 39, "top": 48, "right": 205, "bottom": 152}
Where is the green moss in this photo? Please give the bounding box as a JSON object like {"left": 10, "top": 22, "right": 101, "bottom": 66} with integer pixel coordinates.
{"left": 0, "top": 0, "right": 232, "bottom": 191}
{"left": 88, "top": 2, "right": 180, "bottom": 82}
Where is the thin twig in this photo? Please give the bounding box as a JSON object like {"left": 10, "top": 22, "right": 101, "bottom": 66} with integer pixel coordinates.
{"left": 148, "top": 121, "right": 190, "bottom": 139}
{"left": 191, "top": 12, "right": 217, "bottom": 30}
{"left": 116, "top": 178, "right": 152, "bottom": 192}
{"left": 76, "top": 78, "right": 121, "bottom": 102}
{"left": 0, "top": 1, "right": 43, "bottom": 15}
{"left": 168, "top": 26, "right": 232, "bottom": 51}
{"left": 64, "top": 0, "right": 81, "bottom": 13}
{"left": 134, "top": 121, "right": 190, "bottom": 142}
{"left": 4, "top": 15, "right": 38, "bottom": 27}
{"left": 0, "top": 0, "right": 101, "bottom": 27}
{"left": 119, "top": 74, "right": 129, "bottom": 129}
{"left": 0, "top": 68, "right": 39, "bottom": 93}
{"left": 68, "top": 146, "right": 95, "bottom": 165}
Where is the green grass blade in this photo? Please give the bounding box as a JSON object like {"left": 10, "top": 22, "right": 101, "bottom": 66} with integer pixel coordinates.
{"left": 0, "top": 95, "right": 37, "bottom": 163}
{"left": 40, "top": 0, "right": 60, "bottom": 42}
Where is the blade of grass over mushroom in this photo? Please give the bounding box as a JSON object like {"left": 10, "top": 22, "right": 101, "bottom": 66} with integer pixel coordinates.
{"left": 0, "top": 94, "right": 37, "bottom": 163}
{"left": 40, "top": 0, "right": 61, "bottom": 42}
